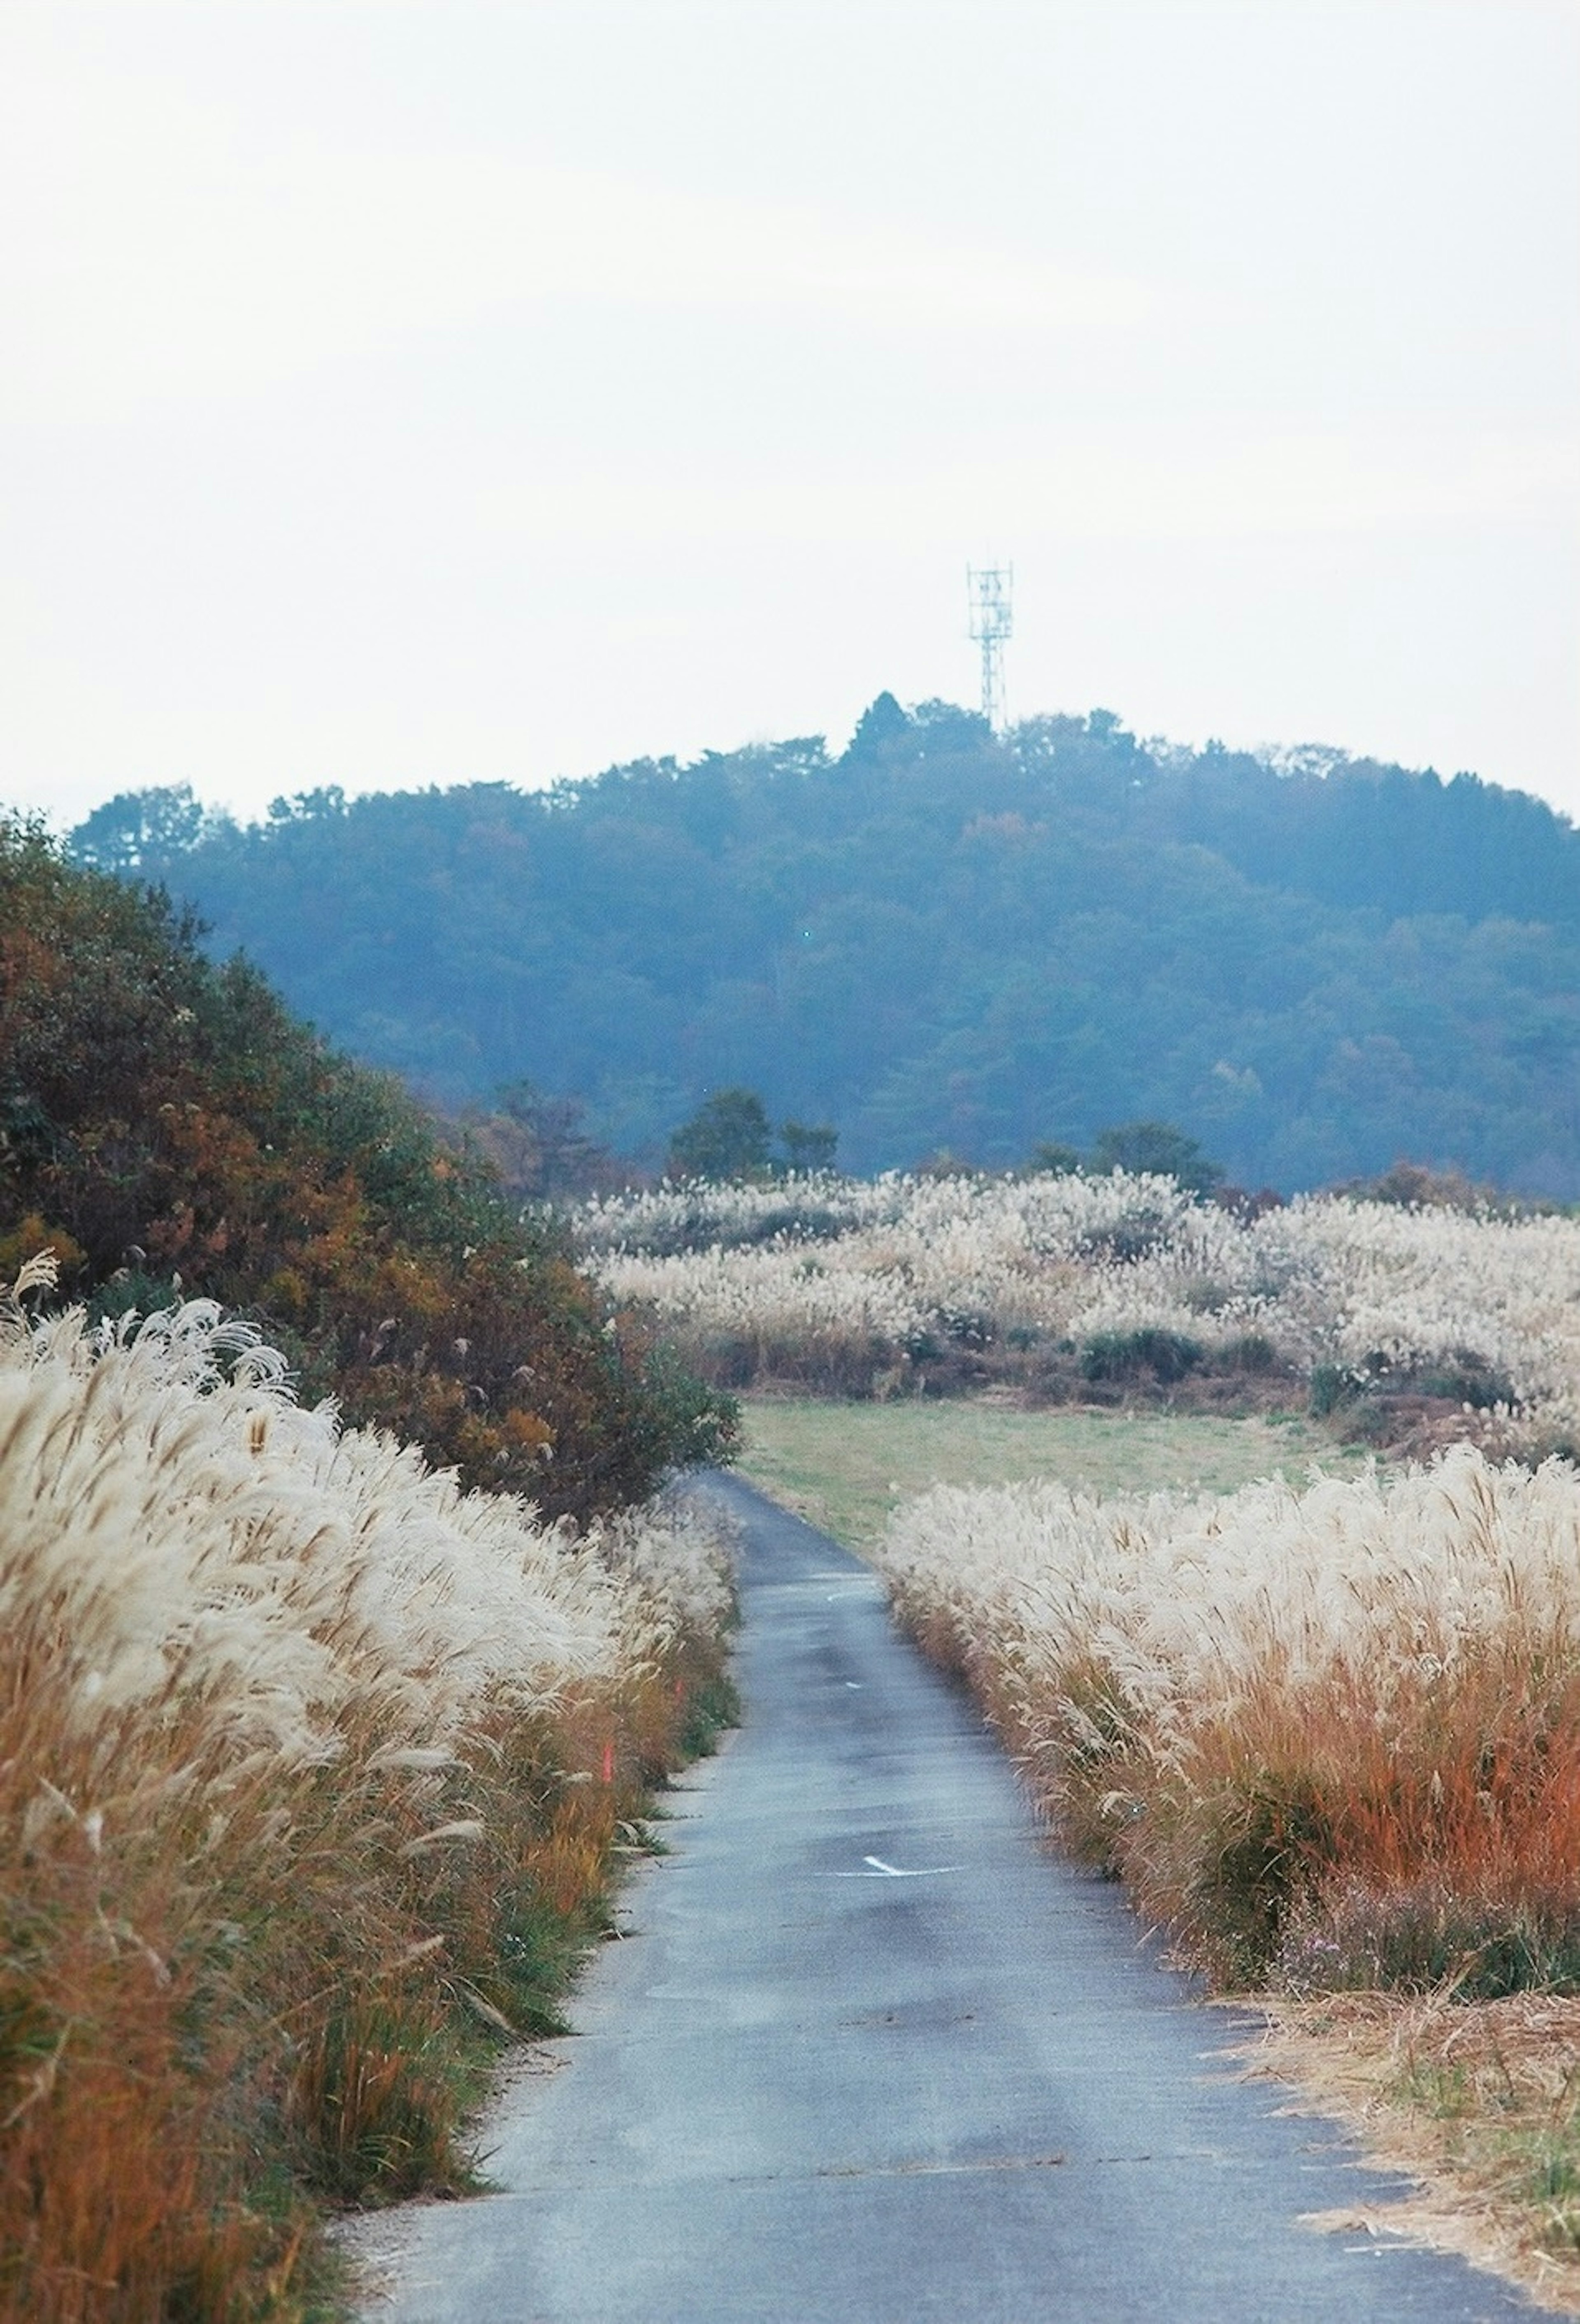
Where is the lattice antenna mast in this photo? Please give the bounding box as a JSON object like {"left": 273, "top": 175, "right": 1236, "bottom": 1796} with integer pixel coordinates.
{"left": 967, "top": 564, "right": 1014, "bottom": 731}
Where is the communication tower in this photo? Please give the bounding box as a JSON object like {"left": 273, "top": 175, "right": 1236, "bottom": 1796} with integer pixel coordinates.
{"left": 967, "top": 564, "right": 1014, "bottom": 731}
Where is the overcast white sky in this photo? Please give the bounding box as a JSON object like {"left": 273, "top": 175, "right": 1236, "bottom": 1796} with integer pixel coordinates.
{"left": 2, "top": 0, "right": 1577, "bottom": 830}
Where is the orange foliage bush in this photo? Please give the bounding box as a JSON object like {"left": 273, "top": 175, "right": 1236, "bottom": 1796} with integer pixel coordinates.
{"left": 0, "top": 816, "right": 734, "bottom": 1520}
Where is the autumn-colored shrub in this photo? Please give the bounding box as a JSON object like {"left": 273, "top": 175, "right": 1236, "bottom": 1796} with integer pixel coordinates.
{"left": 0, "top": 816, "right": 734, "bottom": 1518}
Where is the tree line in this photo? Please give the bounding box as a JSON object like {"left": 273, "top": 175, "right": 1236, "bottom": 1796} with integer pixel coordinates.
{"left": 66, "top": 698, "right": 1580, "bottom": 1197}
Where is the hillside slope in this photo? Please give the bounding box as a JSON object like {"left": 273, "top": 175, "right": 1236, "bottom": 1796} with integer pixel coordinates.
{"left": 69, "top": 702, "right": 1580, "bottom": 1194}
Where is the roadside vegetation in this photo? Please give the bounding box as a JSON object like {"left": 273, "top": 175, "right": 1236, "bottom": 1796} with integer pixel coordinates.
{"left": 0, "top": 1259, "right": 737, "bottom": 2322}
{"left": 0, "top": 816, "right": 735, "bottom": 1522}
{"left": 1244, "top": 1988, "right": 1580, "bottom": 2312}
{"left": 875, "top": 1448, "right": 1580, "bottom": 2308}
{"left": 0, "top": 818, "right": 740, "bottom": 2321}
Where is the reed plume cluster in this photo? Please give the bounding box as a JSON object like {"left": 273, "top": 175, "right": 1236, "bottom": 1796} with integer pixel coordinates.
{"left": 878, "top": 1446, "right": 1580, "bottom": 1997}
{"left": 579, "top": 1169, "right": 1580, "bottom": 1448}
{"left": 0, "top": 1260, "right": 734, "bottom": 2323}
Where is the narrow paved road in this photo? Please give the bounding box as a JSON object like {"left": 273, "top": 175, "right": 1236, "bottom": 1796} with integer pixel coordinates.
{"left": 367, "top": 1477, "right": 1536, "bottom": 2322}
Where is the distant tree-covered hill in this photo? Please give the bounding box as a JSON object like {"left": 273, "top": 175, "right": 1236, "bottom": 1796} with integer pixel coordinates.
{"left": 67, "top": 700, "right": 1580, "bottom": 1195}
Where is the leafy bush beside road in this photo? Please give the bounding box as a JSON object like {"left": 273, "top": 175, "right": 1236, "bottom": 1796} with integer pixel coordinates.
{"left": 1, "top": 816, "right": 735, "bottom": 1520}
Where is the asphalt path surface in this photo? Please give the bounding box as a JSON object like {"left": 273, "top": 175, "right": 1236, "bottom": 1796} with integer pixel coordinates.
{"left": 366, "top": 1475, "right": 1537, "bottom": 2322}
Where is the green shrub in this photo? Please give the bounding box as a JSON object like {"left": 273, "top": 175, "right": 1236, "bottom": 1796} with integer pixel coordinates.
{"left": 1310, "top": 1361, "right": 1367, "bottom": 1418}
{"left": 667, "top": 1088, "right": 772, "bottom": 1181}
{"left": 1280, "top": 1884, "right": 1580, "bottom": 2000}
{"left": 1414, "top": 1349, "right": 1517, "bottom": 1409}
{"left": 1076, "top": 1212, "right": 1171, "bottom": 1265}
{"left": 1188, "top": 1779, "right": 1337, "bottom": 1985}
{"left": 1080, "top": 1327, "right": 1203, "bottom": 1385}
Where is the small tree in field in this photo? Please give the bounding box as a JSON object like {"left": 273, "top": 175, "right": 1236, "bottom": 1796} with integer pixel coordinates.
{"left": 1090, "top": 1120, "right": 1224, "bottom": 1195}
{"left": 780, "top": 1120, "right": 838, "bottom": 1173}
{"left": 1027, "top": 1140, "right": 1083, "bottom": 1176}
{"left": 668, "top": 1089, "right": 773, "bottom": 1181}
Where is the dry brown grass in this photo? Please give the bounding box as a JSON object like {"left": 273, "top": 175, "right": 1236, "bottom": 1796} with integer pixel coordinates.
{"left": 877, "top": 1446, "right": 1580, "bottom": 2312}
{"left": 1238, "top": 1990, "right": 1580, "bottom": 2316}
{"left": 0, "top": 1268, "right": 737, "bottom": 2321}
{"left": 880, "top": 1453, "right": 1580, "bottom": 1983}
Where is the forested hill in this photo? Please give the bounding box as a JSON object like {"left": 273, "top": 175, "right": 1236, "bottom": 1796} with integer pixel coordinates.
{"left": 68, "top": 700, "right": 1580, "bottom": 1195}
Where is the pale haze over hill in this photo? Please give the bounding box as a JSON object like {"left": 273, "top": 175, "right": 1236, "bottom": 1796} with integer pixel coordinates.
{"left": 0, "top": 2, "right": 1575, "bottom": 827}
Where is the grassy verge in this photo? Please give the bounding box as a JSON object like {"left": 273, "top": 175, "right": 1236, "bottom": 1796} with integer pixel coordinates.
{"left": 0, "top": 1286, "right": 739, "bottom": 2324}
{"left": 735, "top": 1399, "right": 1580, "bottom": 2313}
{"left": 864, "top": 1441, "right": 1580, "bottom": 2317}
{"left": 736, "top": 1394, "right": 1370, "bottom": 1554}
{"left": 1244, "top": 1993, "right": 1580, "bottom": 2315}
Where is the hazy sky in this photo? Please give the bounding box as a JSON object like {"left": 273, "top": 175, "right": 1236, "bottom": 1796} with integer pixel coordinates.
{"left": 3, "top": 0, "right": 1577, "bottom": 830}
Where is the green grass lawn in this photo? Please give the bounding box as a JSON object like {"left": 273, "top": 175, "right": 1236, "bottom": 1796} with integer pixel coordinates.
{"left": 734, "top": 1397, "right": 1373, "bottom": 1553}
